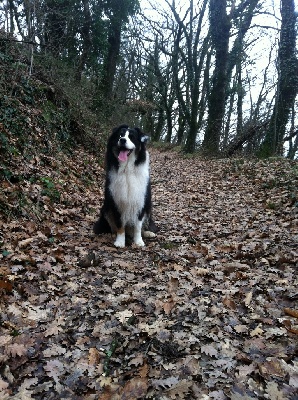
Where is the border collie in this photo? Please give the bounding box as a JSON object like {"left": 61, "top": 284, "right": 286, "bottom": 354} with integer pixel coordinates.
{"left": 93, "top": 124, "right": 157, "bottom": 247}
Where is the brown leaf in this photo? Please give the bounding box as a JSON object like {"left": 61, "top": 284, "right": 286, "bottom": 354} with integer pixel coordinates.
{"left": 283, "top": 320, "right": 298, "bottom": 334}
{"left": 168, "top": 277, "right": 179, "bottom": 293}
{"left": 118, "top": 377, "right": 148, "bottom": 400}
{"left": 284, "top": 308, "right": 298, "bottom": 319}
{"left": 138, "top": 363, "right": 149, "bottom": 379}
{"left": 163, "top": 299, "right": 175, "bottom": 315}
{"left": 223, "top": 295, "right": 237, "bottom": 310}
{"left": 258, "top": 358, "right": 286, "bottom": 379}
{"left": 99, "top": 387, "right": 120, "bottom": 400}
{"left": 0, "top": 279, "right": 13, "bottom": 292}
{"left": 6, "top": 343, "right": 27, "bottom": 357}
{"left": 88, "top": 347, "right": 100, "bottom": 366}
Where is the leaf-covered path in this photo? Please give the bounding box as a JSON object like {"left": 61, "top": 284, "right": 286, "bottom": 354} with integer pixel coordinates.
{"left": 0, "top": 147, "right": 298, "bottom": 399}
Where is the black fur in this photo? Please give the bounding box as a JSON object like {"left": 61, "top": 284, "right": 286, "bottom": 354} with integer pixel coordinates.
{"left": 93, "top": 125, "right": 157, "bottom": 243}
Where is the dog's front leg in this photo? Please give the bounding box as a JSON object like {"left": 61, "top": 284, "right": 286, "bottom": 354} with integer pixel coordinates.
{"left": 114, "top": 227, "right": 125, "bottom": 248}
{"left": 134, "top": 220, "right": 145, "bottom": 247}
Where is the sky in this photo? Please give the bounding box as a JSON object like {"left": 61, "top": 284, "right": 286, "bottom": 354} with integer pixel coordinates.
{"left": 138, "top": 0, "right": 297, "bottom": 149}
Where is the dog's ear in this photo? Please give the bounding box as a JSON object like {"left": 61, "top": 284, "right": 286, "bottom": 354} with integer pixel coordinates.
{"left": 141, "top": 135, "right": 149, "bottom": 143}
{"left": 112, "top": 124, "right": 129, "bottom": 134}
{"left": 134, "top": 127, "right": 149, "bottom": 143}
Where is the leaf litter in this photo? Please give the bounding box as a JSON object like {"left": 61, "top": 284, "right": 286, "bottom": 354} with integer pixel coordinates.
{"left": 0, "top": 147, "right": 297, "bottom": 399}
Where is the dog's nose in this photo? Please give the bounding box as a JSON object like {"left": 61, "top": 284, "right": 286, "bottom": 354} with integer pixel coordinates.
{"left": 119, "top": 138, "right": 126, "bottom": 145}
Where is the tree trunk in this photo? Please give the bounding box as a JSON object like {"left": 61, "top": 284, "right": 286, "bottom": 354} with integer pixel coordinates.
{"left": 286, "top": 103, "right": 297, "bottom": 159}
{"left": 259, "top": 0, "right": 298, "bottom": 157}
{"left": 152, "top": 107, "right": 165, "bottom": 142}
{"left": 202, "top": 0, "right": 231, "bottom": 156}
{"left": 176, "top": 108, "right": 186, "bottom": 145}
{"left": 184, "top": 32, "right": 209, "bottom": 153}
{"left": 8, "top": 0, "right": 14, "bottom": 34}
{"left": 101, "top": 24, "right": 121, "bottom": 99}
{"left": 44, "top": 0, "right": 69, "bottom": 57}
{"left": 75, "top": 0, "right": 92, "bottom": 82}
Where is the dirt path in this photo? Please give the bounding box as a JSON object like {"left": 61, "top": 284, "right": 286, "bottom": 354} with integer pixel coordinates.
{"left": 0, "top": 148, "right": 297, "bottom": 399}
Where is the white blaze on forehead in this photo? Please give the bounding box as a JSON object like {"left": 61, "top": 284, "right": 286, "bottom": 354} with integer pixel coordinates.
{"left": 119, "top": 129, "right": 135, "bottom": 150}
{"left": 119, "top": 129, "right": 130, "bottom": 140}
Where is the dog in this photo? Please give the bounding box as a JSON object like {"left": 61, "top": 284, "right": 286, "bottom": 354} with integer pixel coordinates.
{"left": 93, "top": 124, "right": 157, "bottom": 247}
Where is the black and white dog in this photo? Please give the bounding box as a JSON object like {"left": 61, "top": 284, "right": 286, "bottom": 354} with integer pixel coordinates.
{"left": 94, "top": 124, "right": 157, "bottom": 247}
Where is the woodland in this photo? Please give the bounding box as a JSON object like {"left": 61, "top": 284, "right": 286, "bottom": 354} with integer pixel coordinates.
{"left": 0, "top": 0, "right": 298, "bottom": 399}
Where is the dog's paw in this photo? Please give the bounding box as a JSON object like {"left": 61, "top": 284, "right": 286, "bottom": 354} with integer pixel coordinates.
{"left": 134, "top": 238, "right": 145, "bottom": 247}
{"left": 114, "top": 238, "right": 125, "bottom": 248}
{"left": 143, "top": 230, "right": 156, "bottom": 238}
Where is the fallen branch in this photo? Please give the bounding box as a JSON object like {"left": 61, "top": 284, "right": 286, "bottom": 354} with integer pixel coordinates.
{"left": 224, "top": 120, "right": 269, "bottom": 156}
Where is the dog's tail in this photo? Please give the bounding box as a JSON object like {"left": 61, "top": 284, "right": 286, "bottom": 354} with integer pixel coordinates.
{"left": 93, "top": 215, "right": 112, "bottom": 234}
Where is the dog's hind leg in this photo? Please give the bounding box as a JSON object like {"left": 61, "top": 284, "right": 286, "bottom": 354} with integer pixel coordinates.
{"left": 93, "top": 214, "right": 112, "bottom": 234}
{"left": 142, "top": 214, "right": 158, "bottom": 238}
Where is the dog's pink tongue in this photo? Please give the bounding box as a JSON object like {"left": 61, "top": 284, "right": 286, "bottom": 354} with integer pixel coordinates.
{"left": 118, "top": 150, "right": 129, "bottom": 162}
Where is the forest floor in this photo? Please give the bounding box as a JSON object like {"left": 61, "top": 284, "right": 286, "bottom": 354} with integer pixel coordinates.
{"left": 0, "top": 146, "right": 298, "bottom": 399}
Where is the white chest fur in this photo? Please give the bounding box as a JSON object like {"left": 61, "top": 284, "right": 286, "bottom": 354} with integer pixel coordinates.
{"left": 108, "top": 152, "right": 150, "bottom": 225}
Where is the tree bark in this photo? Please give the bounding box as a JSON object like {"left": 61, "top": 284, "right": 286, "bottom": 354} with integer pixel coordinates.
{"left": 75, "top": 0, "right": 92, "bottom": 82}
{"left": 259, "top": 0, "right": 298, "bottom": 157}
{"left": 202, "top": 0, "right": 231, "bottom": 156}
{"left": 44, "top": 0, "right": 69, "bottom": 57}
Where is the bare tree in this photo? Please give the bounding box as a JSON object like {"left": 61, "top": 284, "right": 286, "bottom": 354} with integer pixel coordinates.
{"left": 100, "top": 0, "right": 140, "bottom": 101}
{"left": 202, "top": 0, "right": 260, "bottom": 156}
{"left": 201, "top": 0, "right": 231, "bottom": 156}
{"left": 259, "top": 0, "right": 298, "bottom": 157}
{"left": 75, "top": 0, "right": 92, "bottom": 82}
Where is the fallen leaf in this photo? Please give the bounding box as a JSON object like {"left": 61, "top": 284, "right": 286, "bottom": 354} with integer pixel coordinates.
{"left": 6, "top": 343, "right": 27, "bottom": 357}
{"left": 115, "top": 310, "right": 133, "bottom": 324}
{"left": 88, "top": 347, "right": 100, "bottom": 366}
{"left": 223, "top": 296, "right": 237, "bottom": 310}
{"left": 283, "top": 320, "right": 298, "bottom": 334}
{"left": 118, "top": 377, "right": 148, "bottom": 399}
{"left": 201, "top": 344, "right": 218, "bottom": 358}
{"left": 18, "top": 237, "right": 34, "bottom": 248}
{"left": 165, "top": 378, "right": 192, "bottom": 398}
{"left": 234, "top": 325, "right": 248, "bottom": 334}
{"left": 284, "top": 308, "right": 298, "bottom": 319}
{"left": 265, "top": 381, "right": 286, "bottom": 400}
{"left": 244, "top": 291, "right": 253, "bottom": 307}
{"left": 44, "top": 359, "right": 64, "bottom": 383}
{"left": 258, "top": 358, "right": 286, "bottom": 379}
{"left": 0, "top": 378, "right": 9, "bottom": 392}
{"left": 163, "top": 299, "right": 176, "bottom": 315}
{"left": 0, "top": 280, "right": 13, "bottom": 292}
{"left": 250, "top": 324, "right": 264, "bottom": 337}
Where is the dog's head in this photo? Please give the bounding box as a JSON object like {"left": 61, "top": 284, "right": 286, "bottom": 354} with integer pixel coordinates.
{"left": 109, "top": 124, "right": 148, "bottom": 163}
